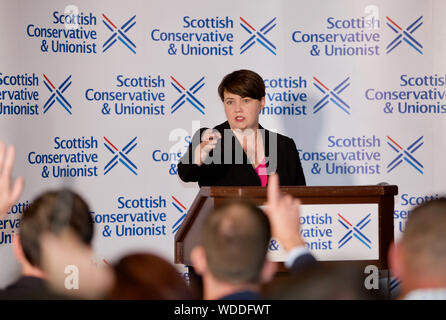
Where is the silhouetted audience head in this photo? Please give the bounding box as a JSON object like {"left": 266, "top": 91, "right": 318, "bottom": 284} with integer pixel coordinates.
{"left": 19, "top": 190, "right": 94, "bottom": 269}
{"left": 0, "top": 190, "right": 94, "bottom": 299}
{"left": 204, "top": 200, "right": 270, "bottom": 284}
{"left": 108, "top": 253, "right": 193, "bottom": 300}
{"left": 390, "top": 198, "right": 446, "bottom": 298}
{"left": 191, "top": 200, "right": 276, "bottom": 299}
{"left": 265, "top": 263, "right": 383, "bottom": 300}
{"left": 265, "top": 263, "right": 380, "bottom": 300}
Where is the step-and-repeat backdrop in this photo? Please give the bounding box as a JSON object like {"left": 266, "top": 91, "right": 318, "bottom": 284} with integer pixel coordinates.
{"left": 1, "top": 0, "right": 445, "bottom": 288}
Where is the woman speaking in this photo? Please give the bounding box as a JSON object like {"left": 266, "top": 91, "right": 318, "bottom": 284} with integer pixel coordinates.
{"left": 178, "top": 69, "right": 306, "bottom": 187}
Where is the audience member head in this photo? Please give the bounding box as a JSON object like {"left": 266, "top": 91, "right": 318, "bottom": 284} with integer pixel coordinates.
{"left": 390, "top": 198, "right": 446, "bottom": 297}
{"left": 14, "top": 190, "right": 94, "bottom": 276}
{"left": 265, "top": 263, "right": 380, "bottom": 300}
{"left": 191, "top": 199, "right": 276, "bottom": 299}
{"left": 108, "top": 253, "right": 193, "bottom": 300}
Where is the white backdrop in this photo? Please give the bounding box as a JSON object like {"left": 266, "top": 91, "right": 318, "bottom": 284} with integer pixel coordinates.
{"left": 0, "top": 0, "right": 445, "bottom": 288}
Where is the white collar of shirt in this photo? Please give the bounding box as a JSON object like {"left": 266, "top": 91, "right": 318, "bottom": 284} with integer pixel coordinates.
{"left": 404, "top": 288, "right": 446, "bottom": 300}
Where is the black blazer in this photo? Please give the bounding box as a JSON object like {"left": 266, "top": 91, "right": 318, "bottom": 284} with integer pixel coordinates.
{"left": 178, "top": 121, "right": 306, "bottom": 187}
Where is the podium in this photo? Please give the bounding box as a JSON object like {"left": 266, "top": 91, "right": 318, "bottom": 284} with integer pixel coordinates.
{"left": 175, "top": 185, "right": 398, "bottom": 269}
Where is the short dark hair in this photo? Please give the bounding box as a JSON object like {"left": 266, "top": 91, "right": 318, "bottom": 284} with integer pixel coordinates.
{"left": 218, "top": 69, "right": 265, "bottom": 101}
{"left": 19, "top": 190, "right": 94, "bottom": 268}
{"left": 401, "top": 198, "right": 446, "bottom": 275}
{"left": 202, "top": 200, "right": 271, "bottom": 284}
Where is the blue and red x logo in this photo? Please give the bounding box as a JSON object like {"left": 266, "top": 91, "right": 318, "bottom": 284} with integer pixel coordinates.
{"left": 338, "top": 213, "right": 372, "bottom": 249}
{"left": 390, "top": 277, "right": 400, "bottom": 292}
{"left": 104, "top": 136, "right": 138, "bottom": 175}
{"left": 387, "top": 136, "right": 423, "bottom": 174}
{"left": 102, "top": 14, "right": 136, "bottom": 54}
{"left": 386, "top": 16, "right": 423, "bottom": 55}
{"left": 42, "top": 74, "right": 72, "bottom": 115}
{"left": 312, "top": 76, "right": 351, "bottom": 114}
{"left": 171, "top": 196, "right": 187, "bottom": 234}
{"left": 240, "top": 17, "right": 277, "bottom": 55}
{"left": 170, "top": 76, "right": 205, "bottom": 115}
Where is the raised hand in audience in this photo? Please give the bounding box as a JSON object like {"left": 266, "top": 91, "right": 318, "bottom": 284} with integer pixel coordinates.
{"left": 265, "top": 173, "right": 304, "bottom": 251}
{"left": 0, "top": 141, "right": 24, "bottom": 218}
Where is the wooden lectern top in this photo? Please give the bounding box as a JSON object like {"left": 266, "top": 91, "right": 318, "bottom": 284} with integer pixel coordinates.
{"left": 175, "top": 185, "right": 398, "bottom": 269}
{"left": 192, "top": 185, "right": 398, "bottom": 198}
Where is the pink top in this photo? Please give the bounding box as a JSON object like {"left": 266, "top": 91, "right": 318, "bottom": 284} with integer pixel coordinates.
{"left": 255, "top": 158, "right": 268, "bottom": 187}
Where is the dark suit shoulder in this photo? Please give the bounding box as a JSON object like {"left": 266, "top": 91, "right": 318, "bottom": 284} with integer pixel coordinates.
{"left": 259, "top": 125, "right": 294, "bottom": 144}
{"left": 220, "top": 290, "right": 264, "bottom": 300}
{"left": 276, "top": 132, "right": 295, "bottom": 147}
{"left": 290, "top": 253, "right": 318, "bottom": 273}
{"left": 262, "top": 127, "right": 297, "bottom": 156}
{"left": 0, "top": 276, "right": 58, "bottom": 300}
